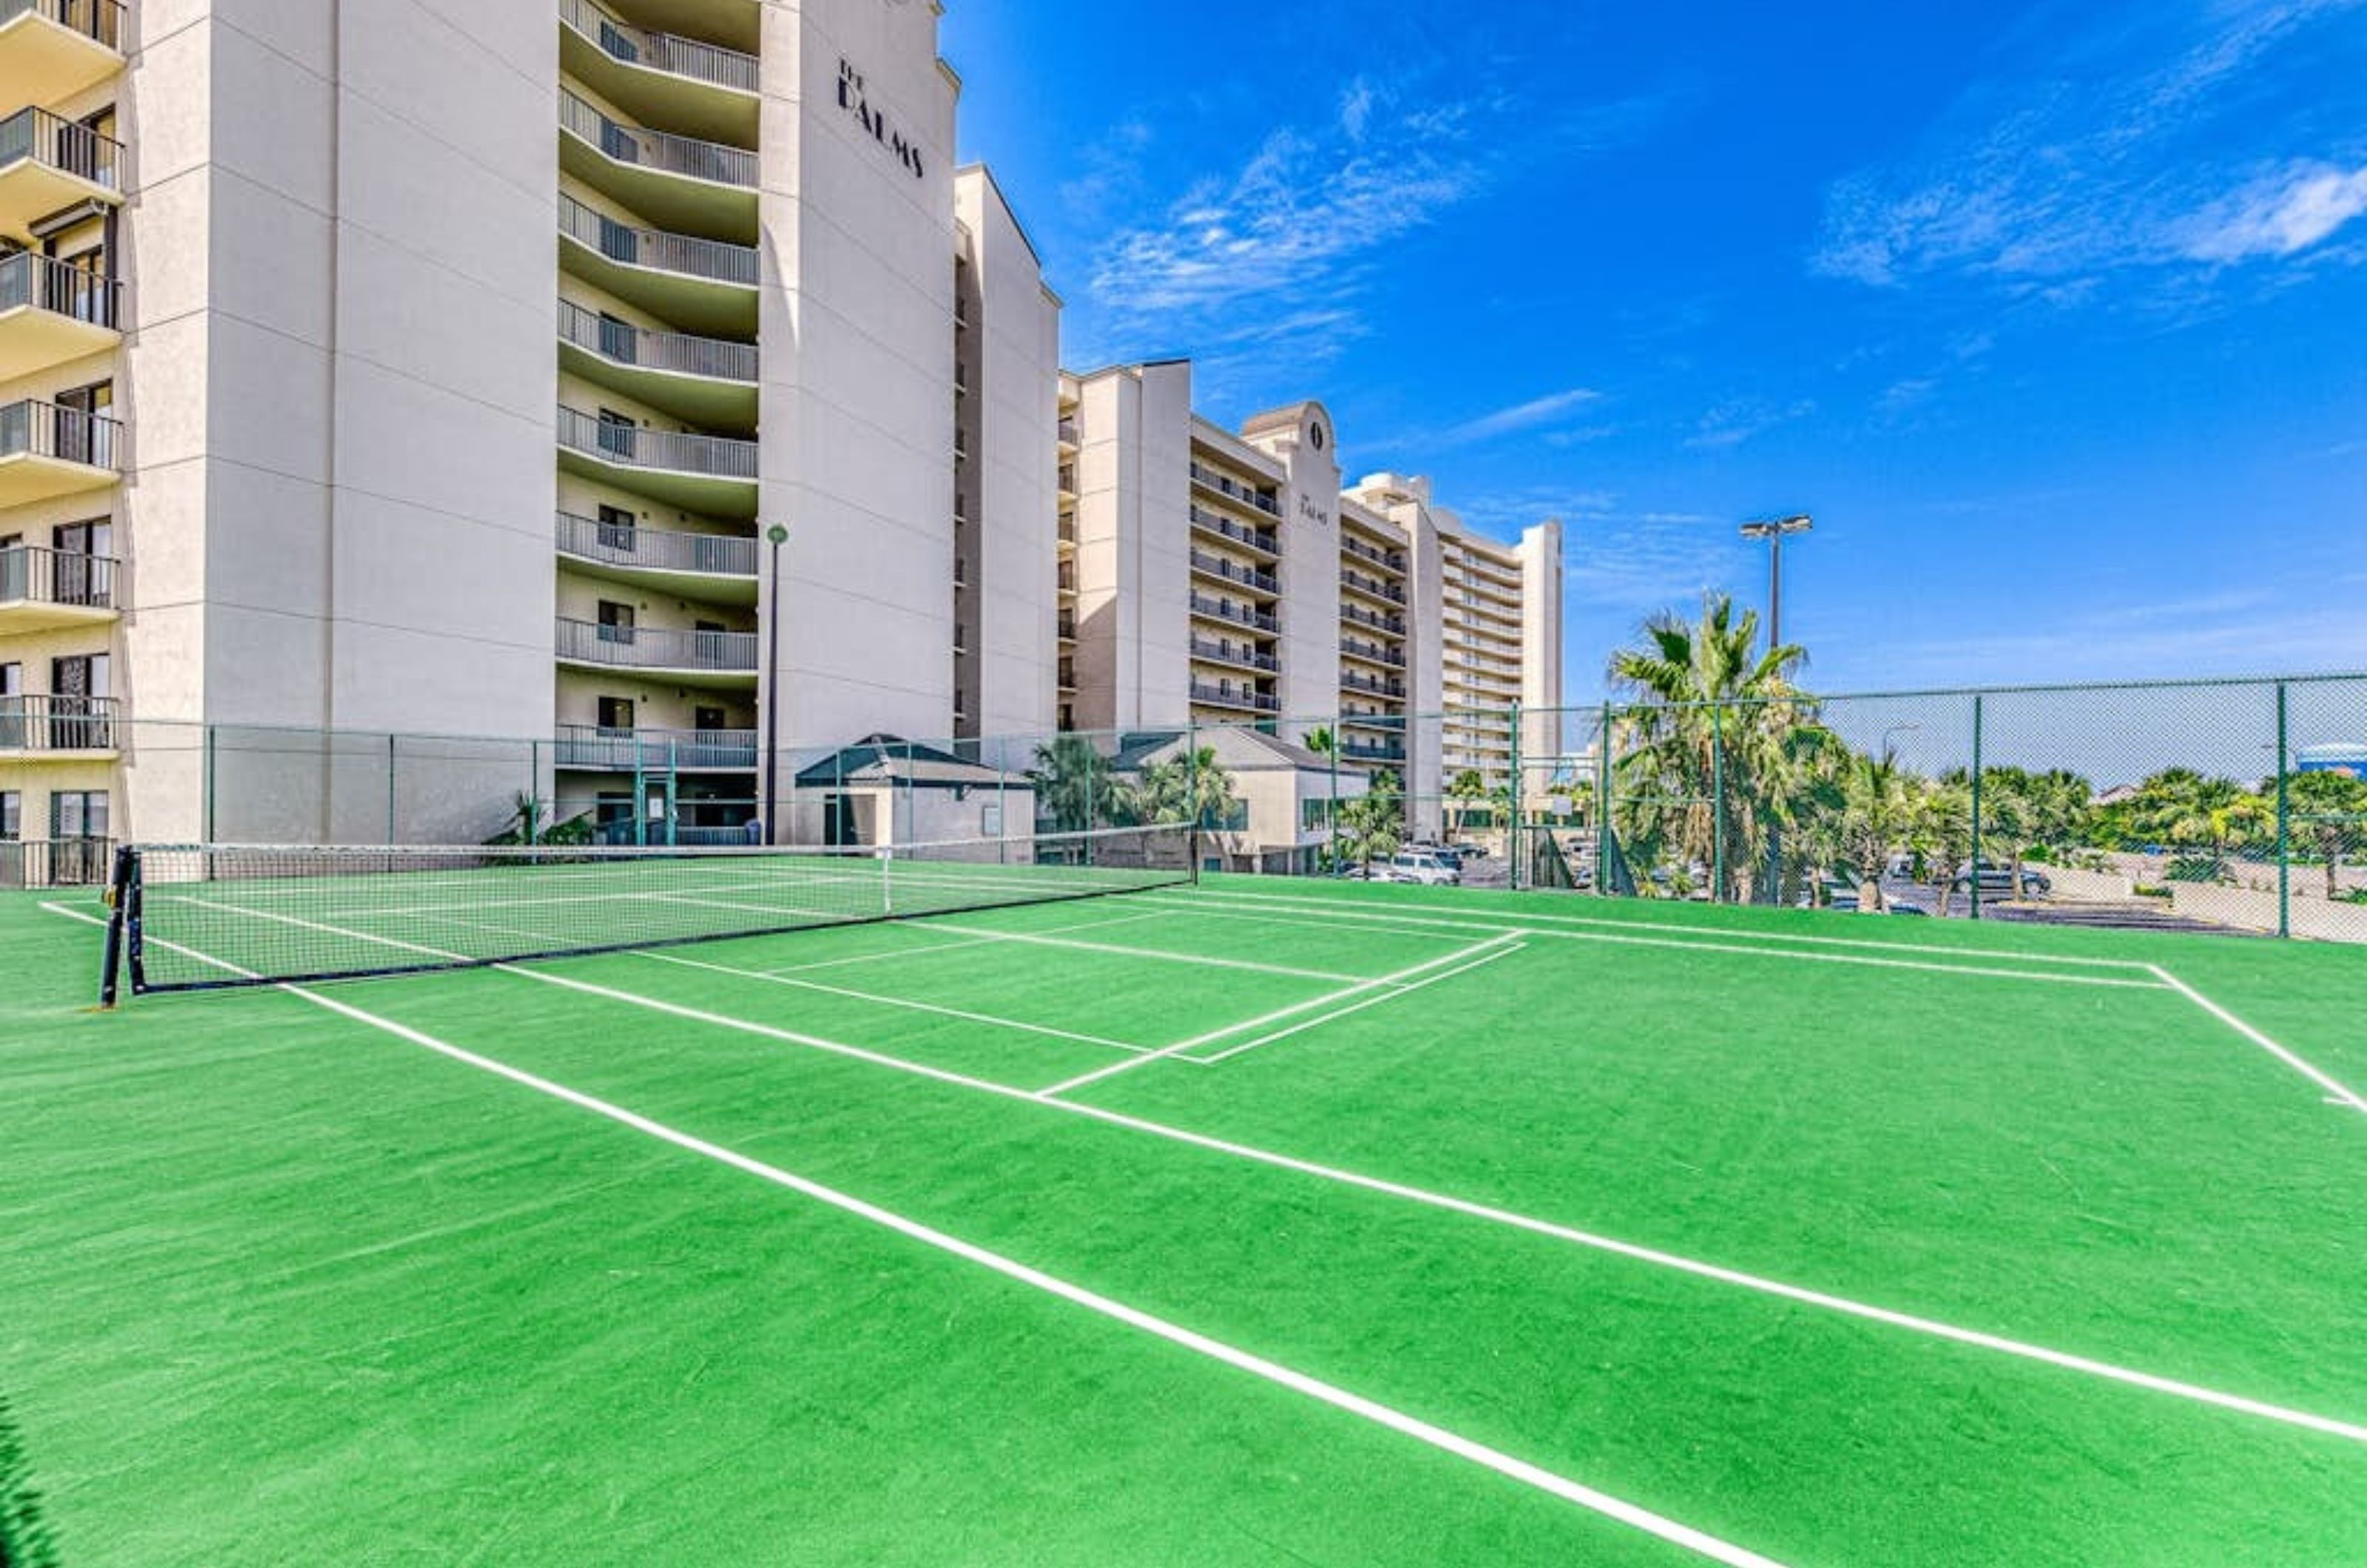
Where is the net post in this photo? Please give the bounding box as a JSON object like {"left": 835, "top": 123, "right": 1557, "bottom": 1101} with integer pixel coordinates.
{"left": 98, "top": 844, "right": 134, "bottom": 1007}
{"left": 2276, "top": 680, "right": 2291, "bottom": 940}
{"left": 1969, "top": 694, "right": 1985, "bottom": 922}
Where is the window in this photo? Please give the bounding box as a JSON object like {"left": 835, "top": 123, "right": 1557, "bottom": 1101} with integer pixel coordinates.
{"left": 0, "top": 791, "right": 17, "bottom": 840}
{"left": 598, "top": 311, "right": 636, "bottom": 365}
{"left": 596, "top": 696, "right": 635, "bottom": 734}
{"left": 1302, "top": 797, "right": 1334, "bottom": 833}
{"left": 52, "top": 518, "right": 109, "bottom": 605}
{"left": 692, "top": 706, "right": 726, "bottom": 735}
{"left": 50, "top": 789, "right": 108, "bottom": 839}
{"left": 596, "top": 601, "right": 635, "bottom": 643}
{"left": 55, "top": 379, "right": 113, "bottom": 467}
{"left": 595, "top": 504, "right": 635, "bottom": 552}
{"left": 597, "top": 408, "right": 635, "bottom": 459}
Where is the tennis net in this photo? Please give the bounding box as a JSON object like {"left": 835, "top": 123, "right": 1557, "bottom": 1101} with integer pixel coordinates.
{"left": 101, "top": 822, "right": 1197, "bottom": 1000}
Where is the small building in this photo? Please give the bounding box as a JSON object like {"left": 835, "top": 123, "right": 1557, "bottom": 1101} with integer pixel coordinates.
{"left": 1113, "top": 727, "right": 1370, "bottom": 875}
{"left": 2297, "top": 746, "right": 2367, "bottom": 780}
{"left": 791, "top": 735, "right": 1035, "bottom": 859}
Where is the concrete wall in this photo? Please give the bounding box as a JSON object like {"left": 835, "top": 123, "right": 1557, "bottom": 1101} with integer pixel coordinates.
{"left": 1069, "top": 360, "right": 1191, "bottom": 732}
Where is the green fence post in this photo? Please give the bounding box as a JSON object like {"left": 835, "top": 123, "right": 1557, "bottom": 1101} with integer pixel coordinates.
{"left": 527, "top": 741, "right": 539, "bottom": 847}
{"left": 667, "top": 739, "right": 681, "bottom": 848}
{"left": 2277, "top": 681, "right": 2291, "bottom": 940}
{"left": 1509, "top": 703, "right": 1524, "bottom": 892}
{"left": 1595, "top": 707, "right": 1612, "bottom": 896}
{"left": 1186, "top": 716, "right": 1200, "bottom": 873}
{"left": 203, "top": 723, "right": 217, "bottom": 842}
{"left": 1711, "top": 703, "right": 1726, "bottom": 903}
{"left": 386, "top": 734, "right": 398, "bottom": 844}
{"left": 1970, "top": 695, "right": 1985, "bottom": 922}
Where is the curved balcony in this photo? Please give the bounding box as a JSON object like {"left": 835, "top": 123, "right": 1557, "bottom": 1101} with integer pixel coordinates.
{"left": 1189, "top": 505, "right": 1277, "bottom": 558}
{"left": 556, "top": 616, "right": 757, "bottom": 686}
{"left": 1189, "top": 549, "right": 1277, "bottom": 598}
{"left": 556, "top": 404, "right": 756, "bottom": 518}
{"left": 558, "top": 193, "right": 757, "bottom": 337}
{"left": 0, "top": 542, "right": 117, "bottom": 631}
{"left": 0, "top": 0, "right": 124, "bottom": 107}
{"left": 1188, "top": 461, "right": 1279, "bottom": 518}
{"left": 559, "top": 90, "right": 756, "bottom": 243}
{"left": 557, "top": 297, "right": 755, "bottom": 428}
{"left": 0, "top": 397, "right": 119, "bottom": 504}
{"left": 0, "top": 106, "right": 121, "bottom": 241}
{"left": 0, "top": 251, "right": 118, "bottom": 379}
{"left": 558, "top": 0, "right": 757, "bottom": 146}
{"left": 1340, "top": 567, "right": 1406, "bottom": 607}
{"left": 1189, "top": 592, "right": 1277, "bottom": 635}
{"left": 554, "top": 723, "right": 758, "bottom": 773}
{"left": 1189, "top": 638, "right": 1279, "bottom": 675}
{"left": 1190, "top": 683, "right": 1280, "bottom": 715}
{"left": 555, "top": 510, "right": 757, "bottom": 606}
{"left": 0, "top": 692, "right": 118, "bottom": 756}
{"left": 1339, "top": 636, "right": 1408, "bottom": 672}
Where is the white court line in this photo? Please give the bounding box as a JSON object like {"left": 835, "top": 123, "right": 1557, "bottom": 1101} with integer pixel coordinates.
{"left": 1173, "top": 885, "right": 2157, "bottom": 970}
{"left": 757, "top": 908, "right": 1180, "bottom": 977}
{"left": 484, "top": 961, "right": 2367, "bottom": 1451}
{"left": 43, "top": 908, "right": 1789, "bottom": 1568}
{"left": 922, "top": 922, "right": 1381, "bottom": 985}
{"left": 1151, "top": 893, "right": 2170, "bottom": 991}
{"left": 637, "top": 950, "right": 1156, "bottom": 1056}
{"left": 55, "top": 903, "right": 2367, "bottom": 1450}
{"left": 1191, "top": 944, "right": 1530, "bottom": 1065}
{"left": 2150, "top": 965, "right": 2367, "bottom": 1116}
{"left": 1036, "top": 934, "right": 1529, "bottom": 1099}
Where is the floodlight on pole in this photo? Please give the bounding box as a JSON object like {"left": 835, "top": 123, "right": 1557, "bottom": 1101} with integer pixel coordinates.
{"left": 1739, "top": 513, "right": 1813, "bottom": 652}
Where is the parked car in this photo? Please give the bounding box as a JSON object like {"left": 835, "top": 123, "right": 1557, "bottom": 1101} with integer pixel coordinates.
{"left": 1951, "top": 860, "right": 2052, "bottom": 896}
{"left": 1386, "top": 851, "right": 1462, "bottom": 886}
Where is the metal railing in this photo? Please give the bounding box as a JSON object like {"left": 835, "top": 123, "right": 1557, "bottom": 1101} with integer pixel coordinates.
{"left": 1188, "top": 462, "right": 1280, "bottom": 516}
{"left": 1340, "top": 602, "right": 1405, "bottom": 636}
{"left": 557, "top": 298, "right": 755, "bottom": 383}
{"left": 1340, "top": 638, "right": 1409, "bottom": 669}
{"left": 1340, "top": 671, "right": 1405, "bottom": 698}
{"left": 556, "top": 617, "right": 758, "bottom": 672}
{"left": 1057, "top": 417, "right": 1080, "bottom": 445}
{"left": 1189, "top": 593, "right": 1277, "bottom": 634}
{"left": 0, "top": 0, "right": 124, "bottom": 48}
{"left": 0, "top": 693, "right": 118, "bottom": 751}
{"left": 1340, "top": 568, "right": 1407, "bottom": 605}
{"left": 560, "top": 91, "right": 757, "bottom": 189}
{"left": 1189, "top": 550, "right": 1278, "bottom": 594}
{"left": 1189, "top": 505, "right": 1277, "bottom": 554}
{"left": 556, "top": 405, "right": 756, "bottom": 479}
{"left": 1341, "top": 742, "right": 1408, "bottom": 763}
{"left": 553, "top": 724, "right": 758, "bottom": 771}
{"left": 557, "top": 0, "right": 758, "bottom": 93}
{"left": 0, "top": 836, "right": 114, "bottom": 889}
{"left": 1190, "top": 683, "right": 1280, "bottom": 713}
{"left": 555, "top": 511, "right": 755, "bottom": 577}
{"left": 1342, "top": 535, "right": 1405, "bottom": 572}
{"left": 1189, "top": 638, "right": 1280, "bottom": 673}
{"left": 0, "top": 398, "right": 121, "bottom": 470}
{"left": 558, "top": 192, "right": 758, "bottom": 286}
{"left": 0, "top": 251, "right": 120, "bottom": 328}
{"left": 0, "top": 106, "right": 121, "bottom": 191}
{"left": 0, "top": 542, "right": 116, "bottom": 609}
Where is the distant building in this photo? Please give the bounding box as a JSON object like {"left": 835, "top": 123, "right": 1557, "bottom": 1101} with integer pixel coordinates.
{"left": 2297, "top": 746, "right": 2367, "bottom": 779}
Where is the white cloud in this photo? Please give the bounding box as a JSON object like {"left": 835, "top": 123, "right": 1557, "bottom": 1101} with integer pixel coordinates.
{"left": 1812, "top": 0, "right": 2367, "bottom": 291}
{"left": 1685, "top": 399, "right": 1816, "bottom": 450}
{"left": 1439, "top": 388, "right": 1604, "bottom": 446}
{"left": 2179, "top": 162, "right": 2367, "bottom": 260}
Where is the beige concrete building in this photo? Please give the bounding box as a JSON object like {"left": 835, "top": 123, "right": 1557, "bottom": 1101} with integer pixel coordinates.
{"left": 1059, "top": 363, "right": 1567, "bottom": 839}
{"left": 0, "top": 0, "right": 1060, "bottom": 871}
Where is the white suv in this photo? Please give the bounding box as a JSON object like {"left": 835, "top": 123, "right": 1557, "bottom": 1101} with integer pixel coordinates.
{"left": 1386, "top": 851, "right": 1462, "bottom": 886}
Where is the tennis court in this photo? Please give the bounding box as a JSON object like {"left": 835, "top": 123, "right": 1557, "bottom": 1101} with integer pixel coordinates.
{"left": 5, "top": 848, "right": 2366, "bottom": 1565}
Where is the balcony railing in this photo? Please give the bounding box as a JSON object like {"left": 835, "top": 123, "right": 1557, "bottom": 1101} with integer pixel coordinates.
{"left": 0, "top": 692, "right": 118, "bottom": 751}
{"left": 1340, "top": 671, "right": 1406, "bottom": 699}
{"left": 0, "top": 542, "right": 115, "bottom": 609}
{"left": 0, "top": 397, "right": 120, "bottom": 469}
{"left": 557, "top": 0, "right": 758, "bottom": 94}
{"left": 554, "top": 723, "right": 758, "bottom": 771}
{"left": 558, "top": 298, "right": 755, "bottom": 382}
{"left": 1190, "top": 683, "right": 1280, "bottom": 714}
{"left": 556, "top": 617, "right": 758, "bottom": 672}
{"left": 1340, "top": 637, "right": 1408, "bottom": 669}
{"left": 1056, "top": 416, "right": 1079, "bottom": 445}
{"left": 1189, "top": 592, "right": 1277, "bottom": 635}
{"left": 560, "top": 91, "right": 757, "bottom": 189}
{"left": 0, "top": 835, "right": 113, "bottom": 889}
{"left": 1188, "top": 461, "right": 1280, "bottom": 516}
{"left": 1343, "top": 536, "right": 1405, "bottom": 572}
{"left": 0, "top": 105, "right": 121, "bottom": 191}
{"left": 1189, "top": 505, "right": 1277, "bottom": 555}
{"left": 1342, "top": 742, "right": 1407, "bottom": 764}
{"left": 558, "top": 192, "right": 758, "bottom": 287}
{"left": 1189, "top": 550, "right": 1277, "bottom": 595}
{"left": 0, "top": 0, "right": 125, "bottom": 49}
{"left": 1340, "top": 568, "right": 1407, "bottom": 605}
{"left": 1189, "top": 638, "right": 1279, "bottom": 673}
{"left": 555, "top": 511, "right": 754, "bottom": 578}
{"left": 0, "top": 251, "right": 119, "bottom": 328}
{"left": 1340, "top": 603, "right": 1405, "bottom": 637}
{"left": 557, "top": 405, "right": 756, "bottom": 478}
{"left": 1057, "top": 609, "right": 1076, "bottom": 639}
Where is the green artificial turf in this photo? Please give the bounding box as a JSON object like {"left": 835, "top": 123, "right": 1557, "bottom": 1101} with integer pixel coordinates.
{"left": 4, "top": 876, "right": 2364, "bottom": 1565}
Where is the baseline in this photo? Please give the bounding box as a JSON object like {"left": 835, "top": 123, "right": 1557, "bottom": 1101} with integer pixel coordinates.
{"left": 2151, "top": 964, "right": 2367, "bottom": 1118}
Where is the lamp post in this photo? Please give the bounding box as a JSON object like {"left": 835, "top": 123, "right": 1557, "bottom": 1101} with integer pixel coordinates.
{"left": 1739, "top": 514, "right": 1813, "bottom": 652}
{"left": 761, "top": 524, "right": 789, "bottom": 845}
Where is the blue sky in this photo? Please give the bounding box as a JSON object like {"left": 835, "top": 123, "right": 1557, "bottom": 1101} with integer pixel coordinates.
{"left": 943, "top": 0, "right": 2367, "bottom": 700}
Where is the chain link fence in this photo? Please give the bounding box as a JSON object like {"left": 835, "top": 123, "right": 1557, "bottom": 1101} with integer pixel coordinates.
{"left": 3, "top": 676, "right": 2360, "bottom": 941}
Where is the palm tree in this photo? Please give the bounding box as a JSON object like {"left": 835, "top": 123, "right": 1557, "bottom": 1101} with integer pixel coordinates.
{"left": 1136, "top": 746, "right": 1243, "bottom": 833}
{"left": 2290, "top": 771, "right": 2367, "bottom": 901}
{"left": 1031, "top": 734, "right": 1131, "bottom": 834}
{"left": 1446, "top": 768, "right": 1488, "bottom": 833}
{"left": 1837, "top": 751, "right": 1916, "bottom": 909}
{"left": 1608, "top": 593, "right": 1814, "bottom": 902}
{"left": 1337, "top": 770, "right": 1405, "bottom": 876}
{"left": 1303, "top": 726, "right": 1338, "bottom": 761}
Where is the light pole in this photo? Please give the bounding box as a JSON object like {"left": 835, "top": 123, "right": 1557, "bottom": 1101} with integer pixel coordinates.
{"left": 1739, "top": 514, "right": 1813, "bottom": 652}
{"left": 761, "top": 523, "right": 789, "bottom": 845}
